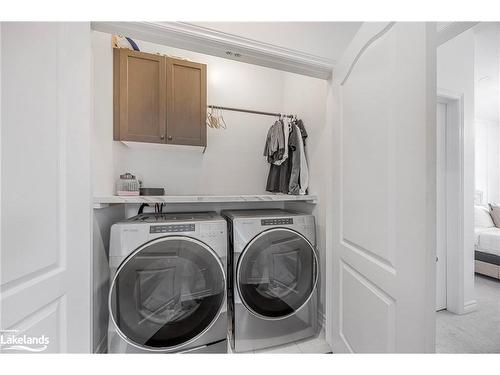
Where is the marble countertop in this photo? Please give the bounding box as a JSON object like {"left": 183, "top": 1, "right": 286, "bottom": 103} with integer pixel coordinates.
{"left": 93, "top": 194, "right": 317, "bottom": 208}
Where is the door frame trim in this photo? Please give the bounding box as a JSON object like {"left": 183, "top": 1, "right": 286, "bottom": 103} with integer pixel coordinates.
{"left": 437, "top": 22, "right": 479, "bottom": 46}
{"left": 436, "top": 90, "right": 473, "bottom": 315}
{"left": 436, "top": 99, "right": 448, "bottom": 311}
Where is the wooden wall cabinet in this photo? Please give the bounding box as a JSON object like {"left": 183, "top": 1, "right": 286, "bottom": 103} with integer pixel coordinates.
{"left": 114, "top": 49, "right": 207, "bottom": 146}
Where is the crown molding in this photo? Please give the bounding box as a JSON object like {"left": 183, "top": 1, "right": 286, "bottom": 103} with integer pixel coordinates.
{"left": 91, "top": 21, "right": 334, "bottom": 80}
{"left": 437, "top": 22, "right": 479, "bottom": 46}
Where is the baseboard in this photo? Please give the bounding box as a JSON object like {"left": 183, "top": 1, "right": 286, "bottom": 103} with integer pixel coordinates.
{"left": 463, "top": 300, "right": 477, "bottom": 314}
{"left": 94, "top": 334, "right": 108, "bottom": 354}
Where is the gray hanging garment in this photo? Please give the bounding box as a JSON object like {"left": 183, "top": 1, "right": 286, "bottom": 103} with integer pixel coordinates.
{"left": 266, "top": 120, "right": 293, "bottom": 193}
{"left": 287, "top": 123, "right": 301, "bottom": 195}
{"left": 263, "top": 120, "right": 285, "bottom": 163}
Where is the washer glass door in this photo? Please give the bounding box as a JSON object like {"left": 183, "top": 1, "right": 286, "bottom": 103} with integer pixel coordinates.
{"left": 110, "top": 236, "right": 225, "bottom": 351}
{"left": 237, "top": 228, "right": 317, "bottom": 319}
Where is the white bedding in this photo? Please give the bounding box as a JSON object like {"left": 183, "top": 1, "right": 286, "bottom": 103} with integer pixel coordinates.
{"left": 475, "top": 227, "right": 500, "bottom": 257}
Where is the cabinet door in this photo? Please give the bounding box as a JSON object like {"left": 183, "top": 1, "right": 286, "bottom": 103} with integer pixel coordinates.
{"left": 114, "top": 49, "right": 166, "bottom": 143}
{"left": 166, "top": 58, "right": 207, "bottom": 146}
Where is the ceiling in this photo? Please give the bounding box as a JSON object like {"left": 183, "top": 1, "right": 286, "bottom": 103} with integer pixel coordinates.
{"left": 189, "top": 22, "right": 362, "bottom": 63}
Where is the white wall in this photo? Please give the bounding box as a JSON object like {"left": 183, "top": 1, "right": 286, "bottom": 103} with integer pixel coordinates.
{"left": 437, "top": 29, "right": 476, "bottom": 312}
{"left": 475, "top": 24, "right": 500, "bottom": 124}
{"left": 474, "top": 24, "right": 500, "bottom": 205}
{"left": 475, "top": 119, "right": 500, "bottom": 204}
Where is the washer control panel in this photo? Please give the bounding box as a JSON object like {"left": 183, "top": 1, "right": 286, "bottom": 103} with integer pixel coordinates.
{"left": 150, "top": 224, "right": 195, "bottom": 234}
{"left": 261, "top": 218, "right": 293, "bottom": 226}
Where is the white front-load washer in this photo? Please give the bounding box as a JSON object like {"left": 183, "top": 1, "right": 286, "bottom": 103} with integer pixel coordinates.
{"left": 108, "top": 212, "right": 227, "bottom": 353}
{"left": 222, "top": 209, "right": 318, "bottom": 353}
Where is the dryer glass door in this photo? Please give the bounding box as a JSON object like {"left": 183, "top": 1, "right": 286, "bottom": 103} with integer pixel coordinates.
{"left": 110, "top": 236, "right": 225, "bottom": 351}
{"left": 237, "top": 228, "right": 317, "bottom": 319}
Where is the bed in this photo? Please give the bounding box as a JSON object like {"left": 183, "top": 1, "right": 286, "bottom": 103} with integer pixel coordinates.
{"left": 475, "top": 206, "right": 500, "bottom": 279}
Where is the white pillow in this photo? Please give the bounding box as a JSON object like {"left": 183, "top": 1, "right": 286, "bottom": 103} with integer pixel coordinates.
{"left": 475, "top": 205, "right": 495, "bottom": 228}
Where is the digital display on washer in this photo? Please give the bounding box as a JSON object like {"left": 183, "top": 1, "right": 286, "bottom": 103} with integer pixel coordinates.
{"left": 150, "top": 224, "right": 195, "bottom": 233}
{"left": 261, "top": 218, "right": 293, "bottom": 226}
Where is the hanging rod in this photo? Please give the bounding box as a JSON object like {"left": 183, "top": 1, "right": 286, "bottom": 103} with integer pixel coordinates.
{"left": 208, "top": 105, "right": 294, "bottom": 119}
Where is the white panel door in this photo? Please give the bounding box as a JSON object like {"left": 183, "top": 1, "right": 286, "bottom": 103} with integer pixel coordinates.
{"left": 330, "top": 22, "right": 436, "bottom": 353}
{"left": 1, "top": 22, "right": 92, "bottom": 353}
{"left": 436, "top": 102, "right": 447, "bottom": 311}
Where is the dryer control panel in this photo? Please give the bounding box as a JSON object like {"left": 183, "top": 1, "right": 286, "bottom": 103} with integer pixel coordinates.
{"left": 150, "top": 224, "right": 195, "bottom": 234}
{"left": 261, "top": 218, "right": 293, "bottom": 226}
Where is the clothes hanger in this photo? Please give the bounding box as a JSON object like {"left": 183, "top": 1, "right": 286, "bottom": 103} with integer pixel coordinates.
{"left": 206, "top": 106, "right": 227, "bottom": 130}
{"left": 207, "top": 106, "right": 216, "bottom": 128}
{"left": 207, "top": 106, "right": 220, "bottom": 129}
{"left": 215, "top": 107, "right": 222, "bottom": 129}
{"left": 218, "top": 106, "right": 227, "bottom": 129}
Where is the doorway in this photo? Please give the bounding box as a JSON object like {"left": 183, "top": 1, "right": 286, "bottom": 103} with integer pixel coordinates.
{"left": 436, "top": 22, "right": 500, "bottom": 353}
{"left": 435, "top": 93, "right": 465, "bottom": 315}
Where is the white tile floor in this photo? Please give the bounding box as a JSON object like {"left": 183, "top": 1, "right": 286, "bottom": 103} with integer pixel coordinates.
{"left": 237, "top": 330, "right": 332, "bottom": 354}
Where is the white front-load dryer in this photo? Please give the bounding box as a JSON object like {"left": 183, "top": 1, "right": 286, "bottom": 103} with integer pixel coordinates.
{"left": 222, "top": 209, "right": 318, "bottom": 353}
{"left": 108, "top": 212, "right": 227, "bottom": 353}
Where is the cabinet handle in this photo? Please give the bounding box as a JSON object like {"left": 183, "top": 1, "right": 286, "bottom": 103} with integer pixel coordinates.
{"left": 160, "top": 135, "right": 165, "bottom": 140}
{"left": 167, "top": 136, "right": 173, "bottom": 140}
